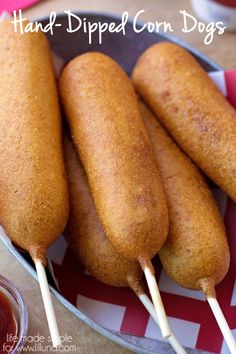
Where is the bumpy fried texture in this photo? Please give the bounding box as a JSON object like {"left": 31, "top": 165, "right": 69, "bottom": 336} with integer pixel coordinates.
{"left": 64, "top": 136, "right": 143, "bottom": 290}
{"left": 132, "top": 42, "right": 236, "bottom": 203}
{"left": 0, "top": 20, "right": 69, "bottom": 264}
{"left": 140, "top": 102, "right": 230, "bottom": 291}
{"left": 60, "top": 52, "right": 169, "bottom": 261}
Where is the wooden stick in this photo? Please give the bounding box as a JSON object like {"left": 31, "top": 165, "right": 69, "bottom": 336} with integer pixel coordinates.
{"left": 200, "top": 279, "right": 236, "bottom": 354}
{"left": 139, "top": 258, "right": 171, "bottom": 338}
{"left": 207, "top": 297, "right": 236, "bottom": 354}
{"left": 35, "top": 260, "right": 61, "bottom": 347}
{"left": 138, "top": 294, "right": 187, "bottom": 354}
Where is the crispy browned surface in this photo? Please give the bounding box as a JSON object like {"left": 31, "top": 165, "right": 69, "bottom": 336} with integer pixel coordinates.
{"left": 60, "top": 52, "right": 169, "bottom": 261}
{"left": 64, "top": 136, "right": 143, "bottom": 289}
{"left": 140, "top": 102, "right": 230, "bottom": 290}
{"left": 0, "top": 20, "right": 69, "bottom": 263}
{"left": 132, "top": 42, "right": 236, "bottom": 203}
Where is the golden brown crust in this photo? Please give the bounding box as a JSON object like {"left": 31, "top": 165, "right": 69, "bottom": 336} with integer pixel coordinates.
{"left": 132, "top": 42, "right": 236, "bottom": 203}
{"left": 140, "top": 102, "right": 230, "bottom": 290}
{"left": 60, "top": 52, "right": 169, "bottom": 260}
{"left": 199, "top": 278, "right": 216, "bottom": 298}
{"left": 0, "top": 20, "right": 69, "bottom": 262}
{"left": 64, "top": 136, "right": 142, "bottom": 287}
{"left": 127, "top": 274, "right": 146, "bottom": 296}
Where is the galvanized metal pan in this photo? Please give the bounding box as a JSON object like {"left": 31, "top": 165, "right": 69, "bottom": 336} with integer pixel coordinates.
{"left": 1, "top": 12, "right": 221, "bottom": 354}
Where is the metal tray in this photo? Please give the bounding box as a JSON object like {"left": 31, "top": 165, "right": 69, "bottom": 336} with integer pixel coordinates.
{"left": 1, "top": 12, "right": 221, "bottom": 354}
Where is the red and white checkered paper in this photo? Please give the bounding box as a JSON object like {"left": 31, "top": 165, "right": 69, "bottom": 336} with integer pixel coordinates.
{"left": 44, "top": 68, "right": 236, "bottom": 354}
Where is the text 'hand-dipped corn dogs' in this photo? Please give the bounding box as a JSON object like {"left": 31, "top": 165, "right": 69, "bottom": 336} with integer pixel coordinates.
{"left": 59, "top": 52, "right": 171, "bottom": 337}
{"left": 63, "top": 135, "right": 187, "bottom": 354}
{"left": 0, "top": 19, "right": 69, "bottom": 347}
{"left": 132, "top": 42, "right": 236, "bottom": 203}
{"left": 140, "top": 102, "right": 235, "bottom": 354}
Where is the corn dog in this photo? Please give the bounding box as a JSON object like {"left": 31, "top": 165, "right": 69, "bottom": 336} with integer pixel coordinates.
{"left": 59, "top": 52, "right": 168, "bottom": 262}
{"left": 140, "top": 102, "right": 230, "bottom": 292}
{"left": 132, "top": 42, "right": 236, "bottom": 203}
{"left": 0, "top": 20, "right": 69, "bottom": 264}
{"left": 59, "top": 52, "right": 172, "bottom": 338}
{"left": 140, "top": 102, "right": 236, "bottom": 353}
